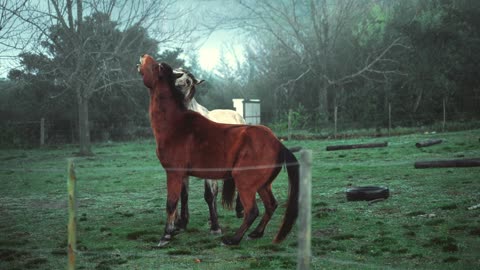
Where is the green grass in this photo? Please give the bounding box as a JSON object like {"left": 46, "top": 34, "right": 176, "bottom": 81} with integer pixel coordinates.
{"left": 1, "top": 129, "right": 479, "bottom": 269}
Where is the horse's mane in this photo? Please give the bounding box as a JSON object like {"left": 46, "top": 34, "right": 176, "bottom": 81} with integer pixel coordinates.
{"left": 161, "top": 63, "right": 187, "bottom": 111}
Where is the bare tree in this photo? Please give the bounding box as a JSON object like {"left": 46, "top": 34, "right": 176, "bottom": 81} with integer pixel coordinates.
{"left": 0, "top": 0, "right": 30, "bottom": 74}
{"left": 231, "top": 0, "right": 407, "bottom": 120}
{"left": 5, "top": 0, "right": 195, "bottom": 155}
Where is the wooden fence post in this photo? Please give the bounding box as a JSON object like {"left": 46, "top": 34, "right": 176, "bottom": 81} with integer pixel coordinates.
{"left": 288, "top": 109, "right": 293, "bottom": 141}
{"left": 298, "top": 149, "right": 312, "bottom": 270}
{"left": 40, "top": 118, "right": 45, "bottom": 146}
{"left": 67, "top": 159, "right": 77, "bottom": 270}
{"left": 388, "top": 103, "right": 391, "bottom": 136}
{"left": 334, "top": 106, "right": 338, "bottom": 139}
{"left": 442, "top": 97, "right": 446, "bottom": 132}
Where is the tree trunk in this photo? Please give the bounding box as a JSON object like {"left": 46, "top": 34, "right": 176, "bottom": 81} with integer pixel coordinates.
{"left": 317, "top": 83, "right": 329, "bottom": 122}
{"left": 78, "top": 93, "right": 92, "bottom": 156}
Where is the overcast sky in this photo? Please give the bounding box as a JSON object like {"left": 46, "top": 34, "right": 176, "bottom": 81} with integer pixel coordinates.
{"left": 179, "top": 0, "right": 246, "bottom": 70}
{"left": 0, "top": 0, "right": 245, "bottom": 78}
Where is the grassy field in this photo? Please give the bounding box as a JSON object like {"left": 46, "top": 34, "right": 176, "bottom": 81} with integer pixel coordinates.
{"left": 1, "top": 129, "right": 479, "bottom": 269}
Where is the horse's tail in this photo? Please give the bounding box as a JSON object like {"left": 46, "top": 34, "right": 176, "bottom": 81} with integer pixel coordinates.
{"left": 274, "top": 145, "right": 299, "bottom": 243}
{"left": 221, "top": 178, "right": 236, "bottom": 210}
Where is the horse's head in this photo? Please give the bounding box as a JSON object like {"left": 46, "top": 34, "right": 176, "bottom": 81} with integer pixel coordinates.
{"left": 173, "top": 68, "right": 204, "bottom": 103}
{"left": 138, "top": 54, "right": 187, "bottom": 110}
{"left": 137, "top": 54, "right": 175, "bottom": 89}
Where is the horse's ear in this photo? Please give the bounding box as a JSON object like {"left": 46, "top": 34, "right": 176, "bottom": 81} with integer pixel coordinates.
{"left": 173, "top": 71, "right": 183, "bottom": 79}
{"left": 173, "top": 70, "right": 184, "bottom": 79}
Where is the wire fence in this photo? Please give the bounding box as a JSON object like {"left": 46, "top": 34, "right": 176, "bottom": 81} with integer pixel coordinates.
{"left": 0, "top": 149, "right": 313, "bottom": 269}
{"left": 2, "top": 108, "right": 479, "bottom": 149}
{"left": 278, "top": 107, "right": 480, "bottom": 140}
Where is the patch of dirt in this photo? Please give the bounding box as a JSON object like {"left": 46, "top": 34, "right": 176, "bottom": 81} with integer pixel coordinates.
{"left": 425, "top": 219, "right": 446, "bottom": 226}
{"left": 331, "top": 233, "right": 356, "bottom": 240}
{"left": 95, "top": 257, "right": 128, "bottom": 270}
{"left": 405, "top": 211, "right": 427, "bottom": 217}
{"left": 470, "top": 227, "right": 480, "bottom": 236}
{"left": 313, "top": 227, "right": 339, "bottom": 237}
{"left": 167, "top": 249, "right": 192, "bottom": 255}
{"left": 28, "top": 198, "right": 96, "bottom": 209}
{"left": 126, "top": 230, "right": 157, "bottom": 241}
{"left": 24, "top": 258, "right": 48, "bottom": 268}
{"left": 443, "top": 256, "right": 460, "bottom": 263}
{"left": 0, "top": 248, "right": 30, "bottom": 262}
{"left": 424, "top": 236, "right": 459, "bottom": 253}
{"left": 314, "top": 207, "right": 337, "bottom": 218}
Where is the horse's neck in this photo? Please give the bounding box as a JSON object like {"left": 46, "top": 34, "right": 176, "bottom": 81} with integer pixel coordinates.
{"left": 149, "top": 86, "right": 183, "bottom": 140}
{"left": 188, "top": 98, "right": 210, "bottom": 118}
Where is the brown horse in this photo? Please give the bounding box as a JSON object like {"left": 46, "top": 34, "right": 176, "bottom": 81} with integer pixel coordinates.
{"left": 138, "top": 54, "right": 299, "bottom": 246}
{"left": 173, "top": 68, "right": 245, "bottom": 229}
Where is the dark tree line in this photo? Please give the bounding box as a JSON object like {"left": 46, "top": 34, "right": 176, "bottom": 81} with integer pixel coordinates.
{"left": 1, "top": 0, "right": 480, "bottom": 149}
{"left": 0, "top": 0, "right": 194, "bottom": 150}
{"left": 200, "top": 0, "right": 480, "bottom": 130}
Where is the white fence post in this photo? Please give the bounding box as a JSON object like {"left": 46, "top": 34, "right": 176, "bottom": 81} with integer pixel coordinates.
{"left": 298, "top": 149, "right": 312, "bottom": 270}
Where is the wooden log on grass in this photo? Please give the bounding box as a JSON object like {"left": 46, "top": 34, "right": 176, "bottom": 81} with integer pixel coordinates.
{"left": 415, "top": 139, "right": 443, "bottom": 148}
{"left": 326, "top": 142, "right": 388, "bottom": 151}
{"left": 414, "top": 158, "right": 480, "bottom": 169}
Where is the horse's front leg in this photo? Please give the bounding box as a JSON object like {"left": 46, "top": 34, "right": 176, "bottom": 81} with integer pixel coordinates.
{"left": 158, "top": 173, "right": 184, "bottom": 247}
{"left": 176, "top": 176, "right": 189, "bottom": 231}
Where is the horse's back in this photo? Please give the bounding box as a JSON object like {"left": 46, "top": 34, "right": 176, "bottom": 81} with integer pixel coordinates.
{"left": 231, "top": 124, "right": 283, "bottom": 168}
{"left": 183, "top": 111, "right": 282, "bottom": 174}
{"left": 209, "top": 109, "right": 246, "bottom": 124}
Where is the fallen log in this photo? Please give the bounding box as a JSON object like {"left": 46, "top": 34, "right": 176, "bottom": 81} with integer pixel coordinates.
{"left": 326, "top": 142, "right": 388, "bottom": 151}
{"left": 415, "top": 139, "right": 443, "bottom": 148}
{"left": 414, "top": 158, "right": 480, "bottom": 169}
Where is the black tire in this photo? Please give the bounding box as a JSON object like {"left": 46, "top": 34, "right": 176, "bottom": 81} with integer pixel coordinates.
{"left": 346, "top": 186, "right": 389, "bottom": 201}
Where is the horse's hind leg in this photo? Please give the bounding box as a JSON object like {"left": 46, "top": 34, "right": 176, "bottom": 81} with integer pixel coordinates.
{"left": 235, "top": 194, "right": 243, "bottom": 218}
{"left": 204, "top": 179, "right": 221, "bottom": 234}
{"left": 248, "top": 185, "right": 278, "bottom": 239}
{"left": 222, "top": 186, "right": 259, "bottom": 245}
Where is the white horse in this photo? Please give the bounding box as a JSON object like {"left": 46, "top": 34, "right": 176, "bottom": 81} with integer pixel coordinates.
{"left": 175, "top": 69, "right": 245, "bottom": 125}
{"left": 173, "top": 68, "right": 246, "bottom": 234}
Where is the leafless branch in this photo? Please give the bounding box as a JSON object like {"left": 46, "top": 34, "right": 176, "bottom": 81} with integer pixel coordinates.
{"left": 332, "top": 37, "right": 409, "bottom": 85}
{"left": 276, "top": 67, "right": 311, "bottom": 93}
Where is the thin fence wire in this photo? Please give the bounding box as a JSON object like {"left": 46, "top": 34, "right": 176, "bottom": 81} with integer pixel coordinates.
{"left": 2, "top": 107, "right": 479, "bottom": 148}
{"left": 2, "top": 147, "right": 478, "bottom": 269}
{"left": 9, "top": 242, "right": 479, "bottom": 269}
{"left": 1, "top": 153, "right": 312, "bottom": 268}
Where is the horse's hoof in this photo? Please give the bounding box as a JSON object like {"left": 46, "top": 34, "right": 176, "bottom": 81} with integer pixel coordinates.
{"left": 247, "top": 231, "right": 264, "bottom": 239}
{"left": 210, "top": 228, "right": 222, "bottom": 235}
{"left": 157, "top": 240, "right": 170, "bottom": 247}
{"left": 157, "top": 235, "right": 172, "bottom": 247}
{"left": 222, "top": 236, "right": 240, "bottom": 246}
